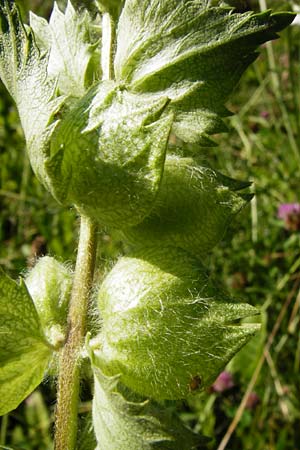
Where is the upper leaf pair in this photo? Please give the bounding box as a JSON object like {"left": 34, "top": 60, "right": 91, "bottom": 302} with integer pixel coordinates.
{"left": 0, "top": 0, "right": 294, "bottom": 229}
{"left": 115, "top": 0, "right": 293, "bottom": 145}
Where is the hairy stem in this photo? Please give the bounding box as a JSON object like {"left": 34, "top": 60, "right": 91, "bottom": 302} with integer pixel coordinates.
{"left": 0, "top": 414, "right": 8, "bottom": 445}
{"left": 54, "top": 9, "right": 114, "bottom": 448}
{"left": 101, "top": 11, "right": 115, "bottom": 80}
{"left": 54, "top": 216, "right": 97, "bottom": 450}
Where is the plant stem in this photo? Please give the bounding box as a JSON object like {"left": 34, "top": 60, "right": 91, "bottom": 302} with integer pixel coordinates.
{"left": 54, "top": 216, "right": 97, "bottom": 450}
{"left": 0, "top": 414, "right": 8, "bottom": 445}
{"left": 101, "top": 11, "right": 115, "bottom": 80}
{"left": 54, "top": 8, "right": 114, "bottom": 448}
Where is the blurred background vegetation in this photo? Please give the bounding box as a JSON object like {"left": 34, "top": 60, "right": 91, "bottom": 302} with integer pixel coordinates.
{"left": 0, "top": 0, "right": 300, "bottom": 449}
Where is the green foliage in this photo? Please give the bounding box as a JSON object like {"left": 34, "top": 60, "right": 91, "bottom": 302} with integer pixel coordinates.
{"left": 29, "top": 1, "right": 101, "bottom": 96}
{"left": 115, "top": 0, "right": 293, "bottom": 145}
{"left": 95, "top": 246, "right": 259, "bottom": 400}
{"left": 0, "top": 0, "right": 293, "bottom": 227}
{"left": 0, "top": 269, "right": 52, "bottom": 415}
{"left": 25, "top": 256, "right": 72, "bottom": 346}
{"left": 0, "top": 0, "right": 65, "bottom": 191}
{"left": 48, "top": 82, "right": 173, "bottom": 227}
{"left": 0, "top": 0, "right": 297, "bottom": 449}
{"left": 91, "top": 362, "right": 204, "bottom": 450}
{"left": 122, "top": 154, "right": 251, "bottom": 257}
{"left": 0, "top": 0, "right": 173, "bottom": 228}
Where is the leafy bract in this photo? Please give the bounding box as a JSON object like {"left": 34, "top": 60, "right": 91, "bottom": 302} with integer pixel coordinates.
{"left": 0, "top": 2, "right": 172, "bottom": 227}
{"left": 0, "top": 1, "right": 294, "bottom": 225}
{"left": 122, "top": 154, "right": 251, "bottom": 257}
{"left": 47, "top": 82, "right": 172, "bottom": 227}
{"left": 95, "top": 247, "right": 260, "bottom": 400}
{"left": 0, "top": 0, "right": 100, "bottom": 197}
{"left": 0, "top": 269, "right": 52, "bottom": 415}
{"left": 0, "top": 0, "right": 64, "bottom": 184}
{"left": 25, "top": 257, "right": 72, "bottom": 346}
{"left": 89, "top": 357, "right": 204, "bottom": 450}
{"left": 115, "top": 0, "right": 294, "bottom": 144}
{"left": 30, "top": 1, "right": 101, "bottom": 97}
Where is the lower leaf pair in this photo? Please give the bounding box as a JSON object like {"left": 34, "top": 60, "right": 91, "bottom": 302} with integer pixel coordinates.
{"left": 0, "top": 152, "right": 259, "bottom": 448}
{"left": 0, "top": 245, "right": 258, "bottom": 449}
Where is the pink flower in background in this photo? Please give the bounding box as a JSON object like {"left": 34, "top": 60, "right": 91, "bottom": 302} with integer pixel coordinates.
{"left": 278, "top": 203, "right": 300, "bottom": 231}
{"left": 278, "top": 203, "right": 300, "bottom": 219}
{"left": 211, "top": 371, "right": 234, "bottom": 393}
{"left": 260, "top": 110, "right": 270, "bottom": 119}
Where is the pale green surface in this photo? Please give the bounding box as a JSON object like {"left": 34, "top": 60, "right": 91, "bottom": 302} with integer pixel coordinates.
{"left": 0, "top": 1, "right": 172, "bottom": 227}
{"left": 91, "top": 363, "right": 203, "bottom": 450}
{"left": 96, "top": 247, "right": 260, "bottom": 400}
{"left": 122, "top": 154, "right": 251, "bottom": 258}
{"left": 115, "top": 0, "right": 293, "bottom": 145}
{"left": 0, "top": 0, "right": 65, "bottom": 187}
{"left": 0, "top": 1, "right": 294, "bottom": 226}
{"left": 48, "top": 82, "right": 173, "bottom": 226}
{"left": 30, "top": 1, "right": 101, "bottom": 96}
{"left": 25, "top": 257, "right": 73, "bottom": 344}
{"left": 0, "top": 0, "right": 294, "bottom": 445}
{"left": 0, "top": 270, "right": 52, "bottom": 415}
{"left": 0, "top": 0, "right": 100, "bottom": 206}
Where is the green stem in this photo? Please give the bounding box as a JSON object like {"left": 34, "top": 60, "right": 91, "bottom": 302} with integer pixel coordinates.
{"left": 101, "top": 11, "right": 115, "bottom": 80}
{"left": 54, "top": 216, "right": 98, "bottom": 450}
{"left": 54, "top": 8, "right": 114, "bottom": 448}
{"left": 0, "top": 414, "right": 8, "bottom": 445}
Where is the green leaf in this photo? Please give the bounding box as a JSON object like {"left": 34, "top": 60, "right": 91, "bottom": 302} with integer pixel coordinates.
{"left": 0, "top": 2, "right": 172, "bottom": 228}
{"left": 30, "top": 1, "right": 101, "bottom": 96}
{"left": 25, "top": 257, "right": 73, "bottom": 347}
{"left": 47, "top": 82, "right": 173, "bottom": 227}
{"left": 0, "top": 269, "right": 52, "bottom": 415}
{"left": 122, "top": 154, "right": 251, "bottom": 257}
{"left": 0, "top": 0, "right": 65, "bottom": 184}
{"left": 0, "top": 0, "right": 100, "bottom": 204}
{"left": 115, "top": 1, "right": 294, "bottom": 144}
{"left": 89, "top": 357, "right": 205, "bottom": 450}
{"left": 95, "top": 247, "right": 260, "bottom": 400}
